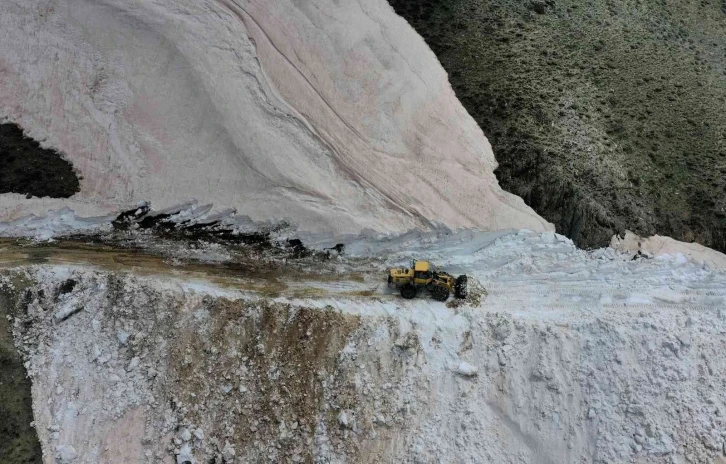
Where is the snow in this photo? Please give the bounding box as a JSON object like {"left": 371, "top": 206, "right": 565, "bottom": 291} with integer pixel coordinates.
{"left": 0, "top": 0, "right": 550, "bottom": 235}
{"left": 455, "top": 361, "right": 478, "bottom": 377}
{"left": 612, "top": 230, "right": 726, "bottom": 269}
{"left": 0, "top": 0, "right": 724, "bottom": 461}
{"left": 0, "top": 207, "right": 113, "bottom": 240}
{"left": 176, "top": 444, "right": 194, "bottom": 464}
{"left": 6, "top": 229, "right": 726, "bottom": 463}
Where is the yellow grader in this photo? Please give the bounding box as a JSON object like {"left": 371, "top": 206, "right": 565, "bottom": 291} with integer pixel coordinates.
{"left": 387, "top": 260, "right": 467, "bottom": 301}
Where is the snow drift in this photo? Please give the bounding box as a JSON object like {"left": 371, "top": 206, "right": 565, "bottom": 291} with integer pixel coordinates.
{"left": 0, "top": 0, "right": 551, "bottom": 235}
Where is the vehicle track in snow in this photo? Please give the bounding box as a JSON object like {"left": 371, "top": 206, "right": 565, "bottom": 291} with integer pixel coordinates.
{"left": 1, "top": 229, "right": 724, "bottom": 319}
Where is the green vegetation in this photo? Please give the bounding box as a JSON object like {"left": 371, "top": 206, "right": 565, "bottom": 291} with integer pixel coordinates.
{"left": 388, "top": 0, "right": 726, "bottom": 250}
{"left": 0, "top": 276, "right": 42, "bottom": 463}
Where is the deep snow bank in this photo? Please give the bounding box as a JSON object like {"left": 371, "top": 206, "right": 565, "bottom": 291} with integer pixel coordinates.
{"left": 0, "top": 0, "right": 551, "bottom": 235}
{"left": 611, "top": 231, "right": 726, "bottom": 270}
{"left": 3, "top": 230, "right": 726, "bottom": 463}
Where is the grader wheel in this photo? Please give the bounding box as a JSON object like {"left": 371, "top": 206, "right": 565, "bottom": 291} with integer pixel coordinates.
{"left": 400, "top": 284, "right": 417, "bottom": 299}
{"left": 430, "top": 285, "right": 450, "bottom": 302}
{"left": 455, "top": 275, "right": 468, "bottom": 299}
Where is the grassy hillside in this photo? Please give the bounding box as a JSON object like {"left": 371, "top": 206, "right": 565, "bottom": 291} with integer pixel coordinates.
{"left": 388, "top": 0, "right": 726, "bottom": 251}
{"left": 0, "top": 278, "right": 42, "bottom": 464}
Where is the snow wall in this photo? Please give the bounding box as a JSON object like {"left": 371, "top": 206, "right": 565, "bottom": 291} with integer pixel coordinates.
{"left": 6, "top": 253, "right": 726, "bottom": 464}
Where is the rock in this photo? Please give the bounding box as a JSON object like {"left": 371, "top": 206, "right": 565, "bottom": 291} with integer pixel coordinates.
{"left": 658, "top": 432, "right": 675, "bottom": 455}
{"left": 529, "top": 0, "right": 548, "bottom": 14}
{"left": 193, "top": 428, "right": 204, "bottom": 441}
{"left": 394, "top": 332, "right": 419, "bottom": 351}
{"left": 662, "top": 340, "right": 679, "bottom": 356}
{"left": 627, "top": 404, "right": 645, "bottom": 416}
{"left": 701, "top": 429, "right": 723, "bottom": 450}
{"left": 456, "top": 362, "right": 478, "bottom": 377}
{"left": 179, "top": 428, "right": 192, "bottom": 442}
{"left": 54, "top": 303, "right": 83, "bottom": 323}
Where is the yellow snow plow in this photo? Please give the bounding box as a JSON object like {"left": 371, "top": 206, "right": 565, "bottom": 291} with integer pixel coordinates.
{"left": 387, "top": 260, "right": 467, "bottom": 301}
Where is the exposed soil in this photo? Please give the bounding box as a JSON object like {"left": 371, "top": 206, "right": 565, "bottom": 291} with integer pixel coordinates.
{"left": 0, "top": 277, "right": 42, "bottom": 464}
{"left": 168, "top": 299, "right": 361, "bottom": 462}
{"left": 387, "top": 0, "right": 726, "bottom": 251}
{"left": 0, "top": 238, "right": 369, "bottom": 301}
{"left": 0, "top": 122, "right": 80, "bottom": 198}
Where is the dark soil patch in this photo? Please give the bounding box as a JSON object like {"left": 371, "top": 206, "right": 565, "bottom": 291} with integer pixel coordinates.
{"left": 111, "top": 204, "right": 274, "bottom": 247}
{"left": 0, "top": 280, "right": 42, "bottom": 464}
{"left": 0, "top": 122, "right": 80, "bottom": 198}
{"left": 388, "top": 0, "right": 726, "bottom": 251}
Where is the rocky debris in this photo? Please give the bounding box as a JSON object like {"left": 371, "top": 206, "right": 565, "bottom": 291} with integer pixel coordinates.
{"left": 221, "top": 441, "right": 236, "bottom": 462}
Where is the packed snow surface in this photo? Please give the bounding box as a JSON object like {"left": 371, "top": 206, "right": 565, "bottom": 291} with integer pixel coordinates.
{"left": 0, "top": 0, "right": 551, "bottom": 235}
{"left": 3, "top": 230, "right": 726, "bottom": 463}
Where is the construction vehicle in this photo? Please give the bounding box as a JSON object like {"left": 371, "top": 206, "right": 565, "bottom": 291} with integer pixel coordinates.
{"left": 387, "top": 260, "right": 468, "bottom": 301}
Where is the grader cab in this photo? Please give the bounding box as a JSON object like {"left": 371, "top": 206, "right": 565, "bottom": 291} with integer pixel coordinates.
{"left": 387, "top": 260, "right": 467, "bottom": 301}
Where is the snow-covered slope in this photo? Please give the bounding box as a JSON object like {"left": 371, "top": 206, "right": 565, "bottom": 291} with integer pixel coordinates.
{"left": 3, "top": 230, "right": 726, "bottom": 463}
{"left": 0, "top": 0, "right": 551, "bottom": 235}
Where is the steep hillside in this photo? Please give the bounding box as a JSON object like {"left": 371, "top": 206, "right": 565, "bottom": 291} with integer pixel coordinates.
{"left": 0, "top": 274, "right": 42, "bottom": 464}
{"left": 0, "top": 0, "right": 550, "bottom": 235}
{"left": 387, "top": 0, "right": 726, "bottom": 251}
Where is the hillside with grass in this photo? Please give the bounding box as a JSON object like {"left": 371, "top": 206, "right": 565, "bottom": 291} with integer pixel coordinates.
{"left": 388, "top": 0, "right": 726, "bottom": 251}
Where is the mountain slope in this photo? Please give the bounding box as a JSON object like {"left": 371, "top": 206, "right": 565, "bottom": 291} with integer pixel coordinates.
{"left": 0, "top": 0, "right": 551, "bottom": 235}
{"left": 387, "top": 0, "right": 726, "bottom": 250}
